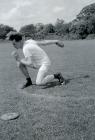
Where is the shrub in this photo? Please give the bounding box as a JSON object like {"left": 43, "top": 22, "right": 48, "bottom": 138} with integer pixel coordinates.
{"left": 86, "top": 34, "right": 95, "bottom": 39}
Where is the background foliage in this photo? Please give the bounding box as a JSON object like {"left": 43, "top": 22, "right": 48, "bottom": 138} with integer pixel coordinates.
{"left": 1, "top": 3, "right": 95, "bottom": 40}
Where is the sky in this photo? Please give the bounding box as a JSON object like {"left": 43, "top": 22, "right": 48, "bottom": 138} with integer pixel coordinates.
{"left": 0, "top": 0, "right": 95, "bottom": 31}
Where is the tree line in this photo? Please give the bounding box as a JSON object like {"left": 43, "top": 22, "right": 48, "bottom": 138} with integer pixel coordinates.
{"left": 0, "top": 3, "right": 95, "bottom": 40}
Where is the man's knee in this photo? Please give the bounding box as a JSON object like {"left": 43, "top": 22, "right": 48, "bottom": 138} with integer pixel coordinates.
{"left": 36, "top": 80, "right": 41, "bottom": 86}
{"left": 36, "top": 78, "right": 48, "bottom": 86}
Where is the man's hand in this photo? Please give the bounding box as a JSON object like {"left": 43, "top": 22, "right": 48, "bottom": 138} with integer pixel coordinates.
{"left": 56, "top": 41, "right": 64, "bottom": 48}
{"left": 11, "top": 51, "right": 20, "bottom": 61}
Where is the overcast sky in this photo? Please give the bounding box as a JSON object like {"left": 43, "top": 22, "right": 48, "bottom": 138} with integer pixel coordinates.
{"left": 0, "top": 0, "right": 95, "bottom": 30}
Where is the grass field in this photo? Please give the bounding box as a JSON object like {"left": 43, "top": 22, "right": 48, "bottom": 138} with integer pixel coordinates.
{"left": 0, "top": 40, "right": 95, "bottom": 140}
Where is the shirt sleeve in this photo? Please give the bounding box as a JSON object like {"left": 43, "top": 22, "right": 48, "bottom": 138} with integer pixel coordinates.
{"left": 23, "top": 45, "right": 32, "bottom": 58}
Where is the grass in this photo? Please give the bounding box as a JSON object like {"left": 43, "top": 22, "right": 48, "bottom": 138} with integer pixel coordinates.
{"left": 0, "top": 40, "right": 95, "bottom": 139}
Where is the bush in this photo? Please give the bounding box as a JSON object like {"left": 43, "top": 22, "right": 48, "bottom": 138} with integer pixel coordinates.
{"left": 86, "top": 34, "right": 95, "bottom": 39}
{"left": 44, "top": 33, "right": 63, "bottom": 40}
{"left": 63, "top": 33, "right": 81, "bottom": 40}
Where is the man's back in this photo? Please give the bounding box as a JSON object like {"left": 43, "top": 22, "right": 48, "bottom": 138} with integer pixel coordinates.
{"left": 23, "top": 39, "right": 51, "bottom": 68}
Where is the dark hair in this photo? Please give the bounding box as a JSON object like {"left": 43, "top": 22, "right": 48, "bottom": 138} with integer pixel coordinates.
{"left": 10, "top": 34, "right": 22, "bottom": 42}
{"left": 7, "top": 32, "right": 23, "bottom": 42}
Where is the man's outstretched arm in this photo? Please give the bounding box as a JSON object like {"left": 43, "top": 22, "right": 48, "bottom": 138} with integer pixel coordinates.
{"left": 37, "top": 40, "right": 64, "bottom": 48}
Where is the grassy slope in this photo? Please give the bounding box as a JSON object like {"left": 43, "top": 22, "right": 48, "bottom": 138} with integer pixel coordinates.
{"left": 0, "top": 40, "right": 95, "bottom": 140}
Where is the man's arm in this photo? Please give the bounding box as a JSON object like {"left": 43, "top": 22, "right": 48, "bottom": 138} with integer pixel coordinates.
{"left": 20, "top": 57, "right": 32, "bottom": 66}
{"left": 11, "top": 51, "right": 32, "bottom": 66}
{"left": 37, "top": 40, "right": 64, "bottom": 48}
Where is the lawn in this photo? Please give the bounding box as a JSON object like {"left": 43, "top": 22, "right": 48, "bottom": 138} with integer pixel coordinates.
{"left": 0, "top": 40, "right": 95, "bottom": 140}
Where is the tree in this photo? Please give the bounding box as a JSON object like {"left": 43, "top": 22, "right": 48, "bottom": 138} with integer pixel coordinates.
{"left": 35, "top": 23, "right": 44, "bottom": 32}
{"left": 55, "top": 18, "right": 65, "bottom": 35}
{"left": 69, "top": 3, "right": 95, "bottom": 39}
{"left": 19, "top": 24, "right": 36, "bottom": 39}
{"left": 86, "top": 15, "right": 95, "bottom": 34}
{"left": 77, "top": 3, "right": 95, "bottom": 21}
{"left": 43, "top": 24, "right": 55, "bottom": 34}
{"left": 76, "top": 21, "right": 88, "bottom": 39}
{"left": 0, "top": 24, "right": 15, "bottom": 39}
{"left": 35, "top": 23, "right": 55, "bottom": 39}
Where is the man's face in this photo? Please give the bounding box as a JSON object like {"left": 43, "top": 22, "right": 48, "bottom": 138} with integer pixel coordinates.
{"left": 12, "top": 39, "right": 21, "bottom": 49}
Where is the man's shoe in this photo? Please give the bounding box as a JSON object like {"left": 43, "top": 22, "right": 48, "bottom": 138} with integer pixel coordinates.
{"left": 54, "top": 73, "right": 65, "bottom": 85}
{"left": 21, "top": 80, "right": 32, "bottom": 89}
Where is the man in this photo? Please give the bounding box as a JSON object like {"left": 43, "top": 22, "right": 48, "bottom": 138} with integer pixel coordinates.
{"left": 7, "top": 31, "right": 65, "bottom": 89}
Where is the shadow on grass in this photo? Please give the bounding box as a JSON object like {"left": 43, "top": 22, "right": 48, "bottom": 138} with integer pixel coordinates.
{"left": 42, "top": 81, "right": 61, "bottom": 89}
{"left": 67, "top": 74, "right": 90, "bottom": 81}
{"left": 42, "top": 74, "right": 90, "bottom": 89}
{"left": 65, "top": 74, "right": 90, "bottom": 84}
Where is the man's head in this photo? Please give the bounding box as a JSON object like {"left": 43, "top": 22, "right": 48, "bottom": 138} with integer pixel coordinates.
{"left": 7, "top": 31, "right": 24, "bottom": 49}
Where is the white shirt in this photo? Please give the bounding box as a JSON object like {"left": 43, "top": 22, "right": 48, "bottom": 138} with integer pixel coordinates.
{"left": 23, "top": 39, "right": 51, "bottom": 68}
